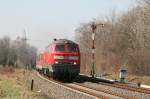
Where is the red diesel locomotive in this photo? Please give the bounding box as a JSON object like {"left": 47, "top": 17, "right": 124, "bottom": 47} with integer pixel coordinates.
{"left": 36, "top": 39, "right": 80, "bottom": 79}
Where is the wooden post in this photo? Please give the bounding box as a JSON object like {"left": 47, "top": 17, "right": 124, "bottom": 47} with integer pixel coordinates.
{"left": 137, "top": 82, "right": 141, "bottom": 87}
{"left": 31, "top": 79, "right": 34, "bottom": 91}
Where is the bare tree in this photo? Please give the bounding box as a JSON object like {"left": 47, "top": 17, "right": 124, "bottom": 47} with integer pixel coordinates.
{"left": 75, "top": 0, "right": 150, "bottom": 76}
{"left": 0, "top": 36, "right": 37, "bottom": 68}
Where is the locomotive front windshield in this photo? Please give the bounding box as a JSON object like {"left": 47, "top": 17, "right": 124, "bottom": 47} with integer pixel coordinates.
{"left": 55, "top": 43, "right": 78, "bottom": 52}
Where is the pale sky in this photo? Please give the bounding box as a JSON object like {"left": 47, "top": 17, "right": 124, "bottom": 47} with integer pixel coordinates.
{"left": 0, "top": 0, "right": 136, "bottom": 50}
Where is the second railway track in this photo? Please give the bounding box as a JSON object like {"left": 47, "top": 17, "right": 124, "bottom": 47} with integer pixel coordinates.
{"left": 75, "top": 74, "right": 150, "bottom": 94}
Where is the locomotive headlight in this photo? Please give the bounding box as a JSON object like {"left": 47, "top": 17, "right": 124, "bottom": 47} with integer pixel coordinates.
{"left": 69, "top": 56, "right": 79, "bottom": 60}
{"left": 54, "top": 55, "right": 64, "bottom": 59}
{"left": 73, "top": 62, "right": 77, "bottom": 65}
{"left": 55, "top": 61, "right": 58, "bottom": 64}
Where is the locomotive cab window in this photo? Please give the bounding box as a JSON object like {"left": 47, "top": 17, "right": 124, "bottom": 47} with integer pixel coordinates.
{"left": 67, "top": 44, "right": 78, "bottom": 51}
{"left": 55, "top": 43, "right": 78, "bottom": 52}
{"left": 55, "top": 44, "right": 65, "bottom": 51}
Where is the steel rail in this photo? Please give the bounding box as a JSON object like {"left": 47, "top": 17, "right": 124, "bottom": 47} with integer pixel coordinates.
{"left": 73, "top": 82, "right": 137, "bottom": 99}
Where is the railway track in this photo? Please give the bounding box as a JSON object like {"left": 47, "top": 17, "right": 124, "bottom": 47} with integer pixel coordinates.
{"left": 93, "top": 80, "right": 150, "bottom": 95}
{"left": 37, "top": 72, "right": 127, "bottom": 99}
{"left": 115, "top": 83, "right": 150, "bottom": 94}
{"left": 81, "top": 82, "right": 150, "bottom": 99}
{"left": 35, "top": 72, "right": 150, "bottom": 99}
{"left": 73, "top": 82, "right": 137, "bottom": 99}
{"left": 65, "top": 83, "right": 121, "bottom": 99}
{"left": 73, "top": 75, "right": 150, "bottom": 99}
{"left": 75, "top": 74, "right": 150, "bottom": 94}
{"left": 91, "top": 81, "right": 150, "bottom": 97}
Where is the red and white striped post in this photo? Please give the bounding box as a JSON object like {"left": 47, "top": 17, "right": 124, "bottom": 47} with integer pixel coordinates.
{"left": 91, "top": 23, "right": 97, "bottom": 77}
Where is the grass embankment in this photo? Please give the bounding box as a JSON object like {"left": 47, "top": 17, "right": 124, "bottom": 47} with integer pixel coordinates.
{"left": 0, "top": 67, "right": 45, "bottom": 99}
{"left": 126, "top": 75, "right": 150, "bottom": 85}
{"left": 105, "top": 72, "right": 150, "bottom": 85}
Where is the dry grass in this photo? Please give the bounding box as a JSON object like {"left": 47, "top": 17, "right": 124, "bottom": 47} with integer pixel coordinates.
{"left": 0, "top": 67, "right": 48, "bottom": 99}
{"left": 81, "top": 67, "right": 150, "bottom": 85}
{"left": 126, "top": 75, "right": 150, "bottom": 85}
{"left": 103, "top": 72, "right": 150, "bottom": 85}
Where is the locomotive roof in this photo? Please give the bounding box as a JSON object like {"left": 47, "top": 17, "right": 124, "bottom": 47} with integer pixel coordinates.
{"left": 53, "top": 39, "right": 77, "bottom": 45}
{"left": 45, "top": 39, "right": 78, "bottom": 50}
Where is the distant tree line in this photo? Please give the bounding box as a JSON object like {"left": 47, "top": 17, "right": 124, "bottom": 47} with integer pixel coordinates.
{"left": 0, "top": 36, "right": 37, "bottom": 68}
{"left": 75, "top": 0, "right": 150, "bottom": 76}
